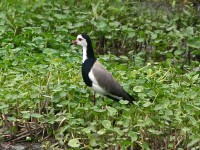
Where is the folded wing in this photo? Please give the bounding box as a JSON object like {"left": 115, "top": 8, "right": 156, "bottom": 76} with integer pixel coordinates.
{"left": 92, "top": 61, "right": 135, "bottom": 103}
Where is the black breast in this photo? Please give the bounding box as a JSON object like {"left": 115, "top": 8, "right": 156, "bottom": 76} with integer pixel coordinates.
{"left": 81, "top": 58, "right": 96, "bottom": 87}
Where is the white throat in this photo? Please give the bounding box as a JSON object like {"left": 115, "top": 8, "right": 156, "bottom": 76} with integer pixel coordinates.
{"left": 82, "top": 46, "right": 88, "bottom": 63}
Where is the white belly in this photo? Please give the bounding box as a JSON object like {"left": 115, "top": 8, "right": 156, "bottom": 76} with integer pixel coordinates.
{"left": 90, "top": 83, "right": 107, "bottom": 95}
{"left": 88, "top": 69, "right": 123, "bottom": 100}
{"left": 88, "top": 70, "right": 107, "bottom": 95}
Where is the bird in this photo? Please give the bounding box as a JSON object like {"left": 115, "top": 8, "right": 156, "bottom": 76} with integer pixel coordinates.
{"left": 72, "top": 33, "right": 135, "bottom": 104}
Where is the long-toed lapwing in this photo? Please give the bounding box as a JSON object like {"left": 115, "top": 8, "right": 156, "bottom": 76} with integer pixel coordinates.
{"left": 72, "top": 33, "right": 135, "bottom": 104}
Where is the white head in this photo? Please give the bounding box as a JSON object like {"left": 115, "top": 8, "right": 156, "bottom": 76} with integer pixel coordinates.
{"left": 73, "top": 34, "right": 88, "bottom": 47}
{"left": 72, "top": 34, "right": 94, "bottom": 62}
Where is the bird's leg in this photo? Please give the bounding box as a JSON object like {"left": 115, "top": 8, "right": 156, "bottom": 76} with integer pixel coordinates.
{"left": 93, "top": 92, "right": 96, "bottom": 105}
{"left": 101, "top": 97, "right": 107, "bottom": 110}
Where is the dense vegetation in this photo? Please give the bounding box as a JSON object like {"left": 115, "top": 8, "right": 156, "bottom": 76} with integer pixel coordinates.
{"left": 0, "top": 0, "right": 199, "bottom": 149}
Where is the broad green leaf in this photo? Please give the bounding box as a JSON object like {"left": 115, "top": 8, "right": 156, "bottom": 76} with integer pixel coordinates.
{"left": 102, "top": 120, "right": 111, "bottom": 129}
{"left": 188, "top": 37, "right": 200, "bottom": 49}
{"left": 142, "top": 101, "right": 152, "bottom": 107}
{"left": 128, "top": 131, "right": 137, "bottom": 142}
{"left": 133, "top": 86, "right": 143, "bottom": 92}
{"left": 109, "top": 21, "right": 120, "bottom": 27}
{"left": 97, "top": 129, "right": 106, "bottom": 135}
{"left": 192, "top": 74, "right": 199, "bottom": 82}
{"left": 187, "top": 90, "right": 198, "bottom": 99}
{"left": 119, "top": 100, "right": 129, "bottom": 105}
{"left": 21, "top": 111, "right": 31, "bottom": 119}
{"left": 31, "top": 113, "right": 43, "bottom": 118}
{"left": 137, "top": 38, "right": 144, "bottom": 42}
{"left": 141, "top": 142, "right": 150, "bottom": 150}
{"left": 68, "top": 138, "right": 80, "bottom": 148}
{"left": 94, "top": 107, "right": 106, "bottom": 112}
{"left": 151, "top": 33, "right": 157, "bottom": 39}
{"left": 0, "top": 104, "right": 9, "bottom": 109}
{"left": 147, "top": 129, "right": 162, "bottom": 135}
{"left": 187, "top": 138, "right": 200, "bottom": 148}
{"left": 82, "top": 127, "right": 91, "bottom": 134}
{"left": 120, "top": 55, "right": 129, "bottom": 60}
{"left": 120, "top": 140, "right": 132, "bottom": 147}
{"left": 54, "top": 14, "right": 66, "bottom": 19}
{"left": 113, "top": 127, "right": 123, "bottom": 136}
{"left": 181, "top": 127, "right": 190, "bottom": 133}
{"left": 127, "top": 31, "right": 135, "bottom": 38}
{"left": 43, "top": 48, "right": 58, "bottom": 55}
{"left": 106, "top": 106, "right": 117, "bottom": 116}
{"left": 7, "top": 117, "right": 17, "bottom": 122}
{"left": 174, "top": 49, "right": 184, "bottom": 56}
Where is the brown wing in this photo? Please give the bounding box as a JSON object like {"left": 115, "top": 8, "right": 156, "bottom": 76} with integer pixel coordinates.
{"left": 92, "top": 61, "right": 132, "bottom": 101}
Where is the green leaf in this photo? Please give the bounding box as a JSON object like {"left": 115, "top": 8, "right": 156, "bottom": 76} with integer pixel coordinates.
{"left": 151, "top": 33, "right": 157, "bottom": 39}
{"left": 54, "top": 14, "right": 66, "bottom": 19}
{"left": 133, "top": 86, "right": 143, "bottom": 92}
{"left": 127, "top": 31, "right": 135, "bottom": 38}
{"left": 137, "top": 38, "right": 144, "bottom": 42}
{"left": 192, "top": 74, "right": 199, "bottom": 82}
{"left": 97, "top": 129, "right": 106, "bottom": 135}
{"left": 120, "top": 140, "right": 132, "bottom": 147}
{"left": 182, "top": 127, "right": 190, "bottom": 133}
{"left": 7, "top": 117, "right": 17, "bottom": 122}
{"left": 187, "top": 138, "right": 200, "bottom": 148}
{"left": 68, "top": 138, "right": 80, "bottom": 148}
{"left": 119, "top": 100, "right": 129, "bottom": 105}
{"left": 82, "top": 127, "right": 91, "bottom": 134}
{"left": 31, "top": 113, "right": 43, "bottom": 118}
{"left": 147, "top": 129, "right": 162, "bottom": 135}
{"left": 21, "top": 111, "right": 31, "bottom": 119}
{"left": 93, "top": 107, "right": 106, "bottom": 112}
{"left": 109, "top": 21, "right": 120, "bottom": 27}
{"left": 142, "top": 101, "right": 152, "bottom": 107}
{"left": 128, "top": 131, "right": 137, "bottom": 142}
{"left": 0, "top": 104, "right": 9, "bottom": 110}
{"left": 187, "top": 90, "right": 198, "bottom": 99}
{"left": 98, "top": 21, "right": 107, "bottom": 28}
{"left": 188, "top": 37, "right": 200, "bottom": 49}
{"left": 106, "top": 106, "right": 117, "bottom": 116}
{"left": 120, "top": 55, "right": 129, "bottom": 60}
{"left": 113, "top": 127, "right": 123, "bottom": 136}
{"left": 141, "top": 142, "right": 150, "bottom": 150}
{"left": 43, "top": 48, "right": 58, "bottom": 55}
{"left": 174, "top": 49, "right": 184, "bottom": 56}
{"left": 26, "top": 136, "right": 32, "bottom": 141}
{"left": 102, "top": 120, "right": 111, "bottom": 129}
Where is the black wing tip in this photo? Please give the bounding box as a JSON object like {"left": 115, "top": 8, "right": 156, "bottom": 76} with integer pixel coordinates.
{"left": 106, "top": 93, "right": 136, "bottom": 104}
{"left": 126, "top": 92, "right": 136, "bottom": 104}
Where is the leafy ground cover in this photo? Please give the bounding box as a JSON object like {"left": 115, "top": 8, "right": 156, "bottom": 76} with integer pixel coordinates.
{"left": 0, "top": 0, "right": 200, "bottom": 149}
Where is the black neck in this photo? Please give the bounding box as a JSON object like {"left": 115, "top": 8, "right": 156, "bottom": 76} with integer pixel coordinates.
{"left": 86, "top": 43, "right": 95, "bottom": 58}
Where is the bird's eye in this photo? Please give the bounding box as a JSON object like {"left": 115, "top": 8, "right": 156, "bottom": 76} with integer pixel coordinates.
{"left": 78, "top": 38, "right": 82, "bottom": 41}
